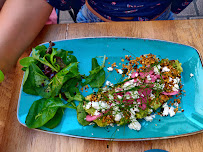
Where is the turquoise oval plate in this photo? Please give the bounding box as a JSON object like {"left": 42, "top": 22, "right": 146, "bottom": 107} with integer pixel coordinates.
{"left": 17, "top": 37, "right": 203, "bottom": 141}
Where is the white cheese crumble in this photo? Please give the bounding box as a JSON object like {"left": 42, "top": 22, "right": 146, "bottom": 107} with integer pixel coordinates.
{"left": 94, "top": 110, "right": 100, "bottom": 116}
{"left": 147, "top": 75, "right": 151, "bottom": 81}
{"left": 154, "top": 83, "right": 165, "bottom": 90}
{"left": 190, "top": 73, "right": 194, "bottom": 78}
{"left": 113, "top": 106, "right": 120, "bottom": 112}
{"left": 92, "top": 102, "right": 100, "bottom": 110}
{"left": 106, "top": 80, "right": 114, "bottom": 87}
{"left": 162, "top": 103, "right": 176, "bottom": 117}
{"left": 172, "top": 84, "right": 179, "bottom": 92}
{"left": 144, "top": 114, "right": 155, "bottom": 122}
{"left": 162, "top": 104, "right": 170, "bottom": 116}
{"left": 128, "top": 120, "right": 141, "bottom": 131}
{"left": 109, "top": 94, "right": 114, "bottom": 100}
{"left": 174, "top": 102, "right": 179, "bottom": 107}
{"left": 117, "top": 95, "right": 122, "bottom": 100}
{"left": 107, "top": 67, "right": 113, "bottom": 71}
{"left": 169, "top": 77, "right": 173, "bottom": 82}
{"left": 132, "top": 91, "right": 139, "bottom": 99}
{"left": 102, "top": 87, "right": 109, "bottom": 92}
{"left": 110, "top": 123, "right": 114, "bottom": 127}
{"left": 173, "top": 77, "right": 180, "bottom": 84}
{"left": 101, "top": 102, "right": 108, "bottom": 109}
{"left": 150, "top": 93, "right": 155, "bottom": 100}
{"left": 85, "top": 102, "right": 92, "bottom": 109}
{"left": 115, "top": 113, "right": 122, "bottom": 121}
{"left": 169, "top": 106, "right": 175, "bottom": 117}
{"left": 162, "top": 66, "right": 170, "bottom": 72}
{"left": 154, "top": 65, "right": 161, "bottom": 75}
{"left": 118, "top": 69, "right": 123, "bottom": 74}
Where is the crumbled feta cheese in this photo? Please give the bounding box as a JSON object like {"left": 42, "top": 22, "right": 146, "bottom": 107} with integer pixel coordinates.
{"left": 128, "top": 120, "right": 141, "bottom": 131}
{"left": 144, "top": 115, "right": 154, "bottom": 122}
{"left": 115, "top": 113, "right": 122, "bottom": 121}
{"left": 150, "top": 93, "right": 155, "bottom": 100}
{"left": 162, "top": 105, "right": 169, "bottom": 116}
{"left": 85, "top": 102, "right": 92, "bottom": 109}
{"left": 162, "top": 66, "right": 170, "bottom": 72}
{"left": 130, "top": 108, "right": 136, "bottom": 115}
{"left": 110, "top": 123, "right": 114, "bottom": 127}
{"left": 117, "top": 95, "right": 123, "bottom": 100}
{"left": 154, "top": 65, "right": 161, "bottom": 75}
{"left": 101, "top": 102, "right": 108, "bottom": 109}
{"left": 147, "top": 75, "right": 151, "bottom": 81}
{"left": 118, "top": 69, "right": 123, "bottom": 74}
{"left": 115, "top": 88, "right": 123, "bottom": 92}
{"left": 106, "top": 80, "right": 114, "bottom": 87}
{"left": 125, "top": 95, "right": 131, "bottom": 100}
{"left": 94, "top": 110, "right": 100, "bottom": 116}
{"left": 106, "top": 80, "right": 111, "bottom": 86}
{"left": 113, "top": 106, "right": 120, "bottom": 112}
{"left": 154, "top": 83, "right": 165, "bottom": 90}
{"left": 92, "top": 102, "right": 100, "bottom": 110}
{"left": 123, "top": 80, "right": 134, "bottom": 89}
{"left": 128, "top": 73, "right": 132, "bottom": 78}
{"left": 109, "top": 94, "right": 114, "bottom": 100}
{"left": 111, "top": 103, "right": 116, "bottom": 107}
{"left": 190, "top": 73, "right": 194, "bottom": 78}
{"left": 174, "top": 102, "right": 179, "bottom": 107}
{"left": 102, "top": 87, "right": 109, "bottom": 92}
{"left": 169, "top": 106, "right": 176, "bottom": 117}
{"left": 169, "top": 77, "right": 173, "bottom": 82}
{"left": 130, "top": 106, "right": 139, "bottom": 115}
{"left": 172, "top": 84, "right": 179, "bottom": 92}
{"left": 173, "top": 77, "right": 180, "bottom": 84}
{"left": 134, "top": 72, "right": 139, "bottom": 77}
{"left": 107, "top": 67, "right": 113, "bottom": 71}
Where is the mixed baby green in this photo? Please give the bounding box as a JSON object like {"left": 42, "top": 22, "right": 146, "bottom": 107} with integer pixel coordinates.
{"left": 20, "top": 42, "right": 105, "bottom": 129}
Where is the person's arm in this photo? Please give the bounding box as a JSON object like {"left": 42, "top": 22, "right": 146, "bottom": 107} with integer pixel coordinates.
{"left": 0, "top": 0, "right": 5, "bottom": 9}
{"left": 171, "top": 0, "right": 193, "bottom": 14}
{"left": 0, "top": 0, "right": 53, "bottom": 73}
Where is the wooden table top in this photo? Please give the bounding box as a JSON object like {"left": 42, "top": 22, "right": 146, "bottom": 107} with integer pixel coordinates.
{"left": 0, "top": 19, "right": 203, "bottom": 152}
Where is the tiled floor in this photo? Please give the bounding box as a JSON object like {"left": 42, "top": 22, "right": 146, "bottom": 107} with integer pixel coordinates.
{"left": 59, "top": 0, "right": 203, "bottom": 24}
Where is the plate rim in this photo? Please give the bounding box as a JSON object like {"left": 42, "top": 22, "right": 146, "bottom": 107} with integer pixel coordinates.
{"left": 17, "top": 37, "right": 203, "bottom": 141}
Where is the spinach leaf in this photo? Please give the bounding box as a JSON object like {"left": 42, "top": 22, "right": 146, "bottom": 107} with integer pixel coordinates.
{"left": 23, "top": 67, "right": 30, "bottom": 85}
{"left": 77, "top": 102, "right": 90, "bottom": 126}
{"left": 23, "top": 63, "right": 51, "bottom": 98}
{"left": 19, "top": 57, "right": 36, "bottom": 67}
{"left": 61, "top": 76, "right": 82, "bottom": 96}
{"left": 83, "top": 56, "right": 106, "bottom": 88}
{"left": 56, "top": 49, "right": 77, "bottom": 66}
{"left": 0, "top": 70, "right": 4, "bottom": 83}
{"left": 32, "top": 48, "right": 59, "bottom": 72}
{"left": 64, "top": 92, "right": 84, "bottom": 102}
{"left": 26, "top": 97, "right": 65, "bottom": 128}
{"left": 51, "top": 62, "right": 79, "bottom": 97}
{"left": 43, "top": 107, "right": 64, "bottom": 129}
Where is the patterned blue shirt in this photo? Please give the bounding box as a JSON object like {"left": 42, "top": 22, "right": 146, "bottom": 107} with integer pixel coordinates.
{"left": 47, "top": 0, "right": 193, "bottom": 21}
